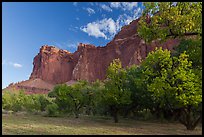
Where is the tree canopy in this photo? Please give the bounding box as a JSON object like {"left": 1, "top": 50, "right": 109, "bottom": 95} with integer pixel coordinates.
{"left": 141, "top": 47, "right": 202, "bottom": 130}
{"left": 138, "top": 2, "right": 202, "bottom": 43}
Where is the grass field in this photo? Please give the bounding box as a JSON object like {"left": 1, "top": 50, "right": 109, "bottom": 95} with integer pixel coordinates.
{"left": 2, "top": 113, "right": 202, "bottom": 135}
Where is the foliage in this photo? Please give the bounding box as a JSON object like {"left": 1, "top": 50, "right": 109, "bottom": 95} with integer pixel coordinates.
{"left": 138, "top": 2, "right": 202, "bottom": 43}
{"left": 49, "top": 82, "right": 88, "bottom": 118}
{"left": 24, "top": 94, "right": 41, "bottom": 113}
{"left": 2, "top": 90, "right": 51, "bottom": 113}
{"left": 141, "top": 47, "right": 202, "bottom": 130}
{"left": 46, "top": 103, "right": 59, "bottom": 117}
{"left": 123, "top": 65, "right": 154, "bottom": 117}
{"left": 38, "top": 94, "right": 51, "bottom": 111}
{"left": 2, "top": 91, "right": 14, "bottom": 110}
{"left": 69, "top": 81, "right": 87, "bottom": 118}
{"left": 103, "top": 59, "right": 132, "bottom": 123}
{"left": 82, "top": 80, "right": 105, "bottom": 116}
{"left": 48, "top": 84, "right": 72, "bottom": 113}
{"left": 173, "top": 39, "right": 202, "bottom": 70}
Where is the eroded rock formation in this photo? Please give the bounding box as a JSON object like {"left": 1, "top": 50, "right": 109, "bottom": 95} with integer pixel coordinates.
{"left": 29, "top": 18, "right": 179, "bottom": 84}
{"left": 4, "top": 17, "right": 180, "bottom": 94}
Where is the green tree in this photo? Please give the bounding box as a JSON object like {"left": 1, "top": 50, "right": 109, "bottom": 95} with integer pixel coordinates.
{"left": 123, "top": 65, "right": 153, "bottom": 118}
{"left": 46, "top": 102, "right": 59, "bottom": 117}
{"left": 48, "top": 84, "right": 72, "bottom": 113}
{"left": 103, "top": 59, "right": 132, "bottom": 123}
{"left": 173, "top": 39, "right": 202, "bottom": 70}
{"left": 2, "top": 91, "right": 14, "bottom": 110}
{"left": 82, "top": 80, "right": 105, "bottom": 116}
{"left": 138, "top": 2, "right": 202, "bottom": 43}
{"left": 10, "top": 90, "right": 26, "bottom": 112}
{"left": 38, "top": 94, "right": 50, "bottom": 112}
{"left": 142, "top": 47, "right": 202, "bottom": 130}
{"left": 70, "top": 81, "right": 87, "bottom": 118}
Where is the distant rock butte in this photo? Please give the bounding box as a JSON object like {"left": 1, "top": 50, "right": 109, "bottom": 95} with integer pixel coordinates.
{"left": 4, "top": 17, "right": 180, "bottom": 94}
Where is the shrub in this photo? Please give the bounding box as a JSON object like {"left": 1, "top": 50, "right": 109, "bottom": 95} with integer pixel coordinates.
{"left": 38, "top": 94, "right": 50, "bottom": 112}
{"left": 46, "top": 103, "right": 59, "bottom": 117}
{"left": 2, "top": 91, "right": 13, "bottom": 110}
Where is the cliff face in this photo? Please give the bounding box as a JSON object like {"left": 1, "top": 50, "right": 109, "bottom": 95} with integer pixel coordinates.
{"left": 4, "top": 17, "right": 180, "bottom": 94}
{"left": 29, "top": 46, "right": 78, "bottom": 84}
{"left": 29, "top": 18, "right": 180, "bottom": 84}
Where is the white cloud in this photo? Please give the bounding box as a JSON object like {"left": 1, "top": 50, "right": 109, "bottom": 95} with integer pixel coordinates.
{"left": 67, "top": 41, "right": 90, "bottom": 49}
{"left": 121, "top": 2, "right": 138, "bottom": 11}
{"left": 66, "top": 43, "right": 78, "bottom": 48}
{"left": 80, "top": 3, "right": 143, "bottom": 40}
{"left": 86, "top": 8, "right": 95, "bottom": 15}
{"left": 81, "top": 22, "right": 107, "bottom": 39}
{"left": 115, "top": 7, "right": 142, "bottom": 31}
{"left": 110, "top": 2, "right": 138, "bottom": 11}
{"left": 81, "top": 18, "right": 117, "bottom": 40}
{"left": 133, "top": 7, "right": 142, "bottom": 19}
{"left": 2, "top": 60, "right": 22, "bottom": 68}
{"left": 101, "top": 4, "right": 112, "bottom": 12}
{"left": 13, "top": 63, "right": 22, "bottom": 68}
{"left": 53, "top": 41, "right": 90, "bottom": 51}
{"left": 73, "top": 2, "right": 78, "bottom": 6}
{"left": 110, "top": 2, "right": 121, "bottom": 8}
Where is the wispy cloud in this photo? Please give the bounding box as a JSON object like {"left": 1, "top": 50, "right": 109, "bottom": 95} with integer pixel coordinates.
{"left": 68, "top": 25, "right": 78, "bottom": 32}
{"left": 100, "top": 4, "right": 112, "bottom": 12}
{"left": 110, "top": 2, "right": 121, "bottom": 8}
{"left": 13, "top": 63, "right": 22, "bottom": 68}
{"left": 86, "top": 7, "right": 95, "bottom": 15}
{"left": 110, "top": 2, "right": 138, "bottom": 11}
{"left": 73, "top": 2, "right": 78, "bottom": 6}
{"left": 3, "top": 60, "right": 23, "bottom": 68}
{"left": 79, "top": 2, "right": 142, "bottom": 40}
{"left": 53, "top": 41, "right": 88, "bottom": 52}
{"left": 66, "top": 42, "right": 79, "bottom": 49}
{"left": 80, "top": 6, "right": 142, "bottom": 40}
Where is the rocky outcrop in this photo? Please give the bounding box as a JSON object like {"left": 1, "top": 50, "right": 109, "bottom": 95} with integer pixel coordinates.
{"left": 29, "top": 46, "right": 78, "bottom": 84}
{"left": 5, "top": 17, "right": 180, "bottom": 93}
{"left": 29, "top": 17, "right": 180, "bottom": 84}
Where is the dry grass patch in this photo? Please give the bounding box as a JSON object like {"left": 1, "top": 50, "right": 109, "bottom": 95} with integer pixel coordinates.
{"left": 2, "top": 113, "right": 202, "bottom": 135}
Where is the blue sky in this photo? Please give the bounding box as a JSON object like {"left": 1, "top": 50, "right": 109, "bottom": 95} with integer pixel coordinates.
{"left": 2, "top": 2, "right": 144, "bottom": 89}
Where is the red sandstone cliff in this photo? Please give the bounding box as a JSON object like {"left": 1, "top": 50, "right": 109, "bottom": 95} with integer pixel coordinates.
{"left": 4, "top": 17, "right": 180, "bottom": 94}
{"left": 29, "top": 17, "right": 179, "bottom": 84}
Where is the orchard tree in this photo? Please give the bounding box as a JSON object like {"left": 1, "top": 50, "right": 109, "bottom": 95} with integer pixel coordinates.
{"left": 83, "top": 80, "right": 105, "bottom": 116}
{"left": 141, "top": 47, "right": 202, "bottom": 130}
{"left": 103, "top": 59, "right": 131, "bottom": 123}
{"left": 68, "top": 81, "right": 88, "bottom": 118}
{"left": 2, "top": 91, "right": 14, "bottom": 110}
{"left": 48, "top": 84, "right": 72, "bottom": 113}
{"left": 123, "top": 65, "right": 153, "bottom": 118}
{"left": 138, "top": 2, "right": 202, "bottom": 43}
{"left": 173, "top": 39, "right": 202, "bottom": 70}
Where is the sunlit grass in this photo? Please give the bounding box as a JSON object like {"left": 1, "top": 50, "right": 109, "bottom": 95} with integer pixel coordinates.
{"left": 2, "top": 113, "right": 202, "bottom": 135}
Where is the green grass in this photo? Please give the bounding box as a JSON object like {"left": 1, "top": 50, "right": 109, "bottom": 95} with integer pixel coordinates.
{"left": 2, "top": 113, "right": 202, "bottom": 135}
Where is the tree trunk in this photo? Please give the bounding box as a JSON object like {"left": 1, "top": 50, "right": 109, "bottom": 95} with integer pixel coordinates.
{"left": 179, "top": 107, "right": 201, "bottom": 130}
{"left": 75, "top": 111, "right": 79, "bottom": 118}
{"left": 114, "top": 111, "right": 119, "bottom": 123}
{"left": 110, "top": 106, "right": 119, "bottom": 123}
